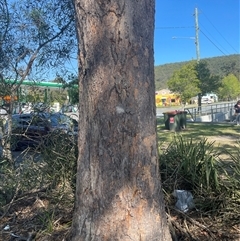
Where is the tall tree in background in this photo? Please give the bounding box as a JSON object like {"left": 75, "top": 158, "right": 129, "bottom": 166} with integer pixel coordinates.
{"left": 1, "top": 0, "right": 76, "bottom": 81}
{"left": 196, "top": 60, "right": 221, "bottom": 108}
{"left": 167, "top": 61, "right": 221, "bottom": 105}
{"left": 167, "top": 61, "right": 200, "bottom": 104}
{"left": 217, "top": 74, "right": 240, "bottom": 101}
{"left": 196, "top": 60, "right": 221, "bottom": 95}
{"left": 70, "top": 0, "right": 172, "bottom": 240}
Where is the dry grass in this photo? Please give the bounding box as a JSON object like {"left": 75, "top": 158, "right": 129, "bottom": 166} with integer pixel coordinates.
{"left": 0, "top": 185, "right": 74, "bottom": 241}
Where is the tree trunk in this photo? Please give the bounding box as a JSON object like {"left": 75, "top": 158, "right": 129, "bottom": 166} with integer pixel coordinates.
{"left": 70, "top": 0, "right": 172, "bottom": 240}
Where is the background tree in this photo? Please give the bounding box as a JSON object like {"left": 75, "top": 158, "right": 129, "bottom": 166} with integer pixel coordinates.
{"left": 220, "top": 59, "right": 240, "bottom": 80}
{"left": 0, "top": 0, "right": 76, "bottom": 161}
{"left": 1, "top": 0, "right": 76, "bottom": 80}
{"left": 0, "top": 0, "right": 76, "bottom": 113}
{"left": 196, "top": 60, "right": 221, "bottom": 108}
{"left": 154, "top": 54, "right": 240, "bottom": 90}
{"left": 217, "top": 74, "right": 240, "bottom": 101}
{"left": 70, "top": 0, "right": 172, "bottom": 240}
{"left": 196, "top": 60, "right": 221, "bottom": 95}
{"left": 167, "top": 61, "right": 200, "bottom": 104}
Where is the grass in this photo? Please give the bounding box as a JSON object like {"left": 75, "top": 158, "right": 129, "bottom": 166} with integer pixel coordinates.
{"left": 157, "top": 117, "right": 240, "bottom": 155}
{"left": 157, "top": 117, "right": 240, "bottom": 240}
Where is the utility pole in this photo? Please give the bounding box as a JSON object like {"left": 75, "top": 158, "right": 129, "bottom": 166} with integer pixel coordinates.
{"left": 194, "top": 7, "right": 200, "bottom": 62}
{"left": 194, "top": 7, "right": 201, "bottom": 111}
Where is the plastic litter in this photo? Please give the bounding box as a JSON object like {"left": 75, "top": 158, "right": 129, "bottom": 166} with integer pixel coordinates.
{"left": 3, "top": 225, "right": 10, "bottom": 231}
{"left": 173, "top": 190, "right": 195, "bottom": 213}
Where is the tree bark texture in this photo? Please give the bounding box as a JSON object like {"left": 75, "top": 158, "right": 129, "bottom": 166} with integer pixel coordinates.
{"left": 71, "top": 0, "right": 172, "bottom": 240}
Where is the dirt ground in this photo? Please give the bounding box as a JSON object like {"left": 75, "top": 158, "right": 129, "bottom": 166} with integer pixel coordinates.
{"left": 1, "top": 189, "right": 240, "bottom": 241}
{"left": 0, "top": 188, "right": 74, "bottom": 241}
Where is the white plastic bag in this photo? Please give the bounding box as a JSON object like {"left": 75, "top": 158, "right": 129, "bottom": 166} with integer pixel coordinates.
{"left": 173, "top": 190, "right": 195, "bottom": 213}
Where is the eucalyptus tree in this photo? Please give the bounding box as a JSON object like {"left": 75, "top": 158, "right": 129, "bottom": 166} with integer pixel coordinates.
{"left": 70, "top": 0, "right": 172, "bottom": 240}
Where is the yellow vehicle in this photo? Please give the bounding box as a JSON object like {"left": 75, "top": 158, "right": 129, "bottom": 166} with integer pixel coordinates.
{"left": 155, "top": 93, "right": 181, "bottom": 107}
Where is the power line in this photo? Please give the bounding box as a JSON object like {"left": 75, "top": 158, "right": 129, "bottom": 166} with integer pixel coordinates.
{"left": 200, "top": 29, "right": 227, "bottom": 56}
{"left": 155, "top": 26, "right": 194, "bottom": 30}
{"left": 199, "top": 23, "right": 231, "bottom": 55}
{"left": 199, "top": 8, "right": 239, "bottom": 54}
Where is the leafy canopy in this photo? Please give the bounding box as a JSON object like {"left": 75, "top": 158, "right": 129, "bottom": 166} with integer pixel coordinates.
{"left": 167, "top": 61, "right": 200, "bottom": 103}
{"left": 0, "top": 0, "right": 77, "bottom": 81}
{"left": 217, "top": 74, "right": 240, "bottom": 101}
{"left": 196, "top": 60, "right": 221, "bottom": 95}
{"left": 167, "top": 60, "right": 221, "bottom": 102}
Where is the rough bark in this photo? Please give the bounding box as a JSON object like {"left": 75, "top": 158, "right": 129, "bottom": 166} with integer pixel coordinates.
{"left": 70, "top": 0, "right": 172, "bottom": 240}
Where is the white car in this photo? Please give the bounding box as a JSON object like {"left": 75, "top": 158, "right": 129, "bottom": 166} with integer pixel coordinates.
{"left": 201, "top": 97, "right": 212, "bottom": 104}
{"left": 0, "top": 108, "right": 7, "bottom": 115}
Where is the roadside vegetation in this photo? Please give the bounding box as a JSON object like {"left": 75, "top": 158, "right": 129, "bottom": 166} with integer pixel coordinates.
{"left": 158, "top": 119, "right": 240, "bottom": 240}
{"left": 0, "top": 119, "right": 77, "bottom": 240}
{"left": 0, "top": 118, "right": 239, "bottom": 240}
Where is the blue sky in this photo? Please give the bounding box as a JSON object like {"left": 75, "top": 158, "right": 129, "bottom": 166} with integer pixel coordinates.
{"left": 57, "top": 0, "right": 240, "bottom": 78}
{"left": 154, "top": 0, "right": 240, "bottom": 66}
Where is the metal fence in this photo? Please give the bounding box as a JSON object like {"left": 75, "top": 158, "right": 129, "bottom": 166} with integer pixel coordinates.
{"left": 184, "top": 101, "right": 236, "bottom": 122}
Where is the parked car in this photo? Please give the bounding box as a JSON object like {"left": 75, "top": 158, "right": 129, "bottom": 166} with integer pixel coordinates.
{"left": 0, "top": 107, "right": 7, "bottom": 115}
{"left": 201, "top": 97, "right": 213, "bottom": 104}
{"left": 4, "top": 112, "right": 77, "bottom": 150}
{"left": 60, "top": 104, "right": 79, "bottom": 121}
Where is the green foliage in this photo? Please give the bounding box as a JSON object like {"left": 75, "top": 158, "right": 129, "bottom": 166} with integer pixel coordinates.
{"left": 0, "top": 159, "right": 16, "bottom": 205}
{"left": 155, "top": 61, "right": 188, "bottom": 90}
{"left": 167, "top": 61, "right": 200, "bottom": 103}
{"left": 217, "top": 74, "right": 240, "bottom": 100}
{"left": 0, "top": 131, "right": 77, "bottom": 208}
{"left": 1, "top": 0, "right": 76, "bottom": 80}
{"left": 220, "top": 58, "right": 240, "bottom": 78}
{"left": 160, "top": 136, "right": 220, "bottom": 193}
{"left": 0, "top": 155, "right": 47, "bottom": 206}
{"left": 63, "top": 75, "right": 79, "bottom": 104}
{"left": 155, "top": 54, "right": 240, "bottom": 91}
{"left": 167, "top": 60, "right": 223, "bottom": 102}
{"left": 159, "top": 135, "right": 240, "bottom": 215}
{"left": 223, "top": 142, "right": 240, "bottom": 192}
{"left": 196, "top": 60, "right": 221, "bottom": 95}
{"left": 39, "top": 131, "right": 77, "bottom": 190}
{"left": 38, "top": 210, "right": 56, "bottom": 233}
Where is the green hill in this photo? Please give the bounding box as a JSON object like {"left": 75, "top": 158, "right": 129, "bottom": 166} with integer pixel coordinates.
{"left": 154, "top": 54, "right": 240, "bottom": 91}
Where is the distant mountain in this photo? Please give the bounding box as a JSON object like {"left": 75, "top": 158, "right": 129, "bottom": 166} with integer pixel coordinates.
{"left": 154, "top": 54, "right": 240, "bottom": 91}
